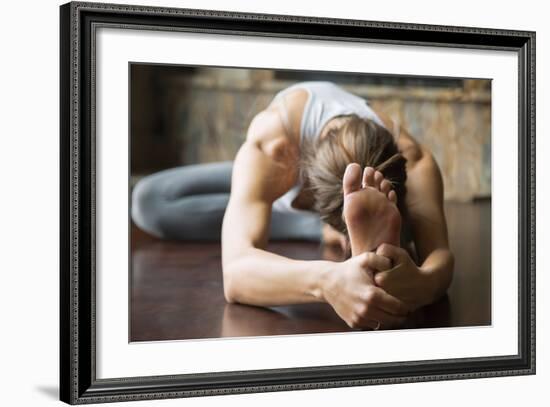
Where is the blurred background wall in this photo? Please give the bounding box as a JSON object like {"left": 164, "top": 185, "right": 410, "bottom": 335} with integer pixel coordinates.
{"left": 131, "top": 64, "right": 491, "bottom": 201}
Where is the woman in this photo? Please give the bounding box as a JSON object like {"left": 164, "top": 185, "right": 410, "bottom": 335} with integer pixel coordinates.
{"left": 132, "top": 81, "right": 454, "bottom": 330}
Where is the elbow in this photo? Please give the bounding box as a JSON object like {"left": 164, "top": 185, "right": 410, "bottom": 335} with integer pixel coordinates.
{"left": 440, "top": 249, "right": 455, "bottom": 294}
{"left": 447, "top": 250, "right": 455, "bottom": 281}
{"left": 427, "top": 248, "right": 455, "bottom": 303}
{"left": 222, "top": 261, "right": 240, "bottom": 304}
{"left": 222, "top": 246, "right": 256, "bottom": 304}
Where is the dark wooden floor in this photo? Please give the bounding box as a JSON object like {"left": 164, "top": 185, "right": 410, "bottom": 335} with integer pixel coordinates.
{"left": 130, "top": 201, "right": 491, "bottom": 342}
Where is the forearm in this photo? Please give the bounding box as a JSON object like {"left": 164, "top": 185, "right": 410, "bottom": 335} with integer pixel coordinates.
{"left": 419, "top": 248, "right": 454, "bottom": 304}
{"left": 223, "top": 247, "right": 332, "bottom": 306}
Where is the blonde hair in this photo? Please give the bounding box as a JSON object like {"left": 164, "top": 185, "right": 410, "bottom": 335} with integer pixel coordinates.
{"left": 301, "top": 114, "right": 407, "bottom": 235}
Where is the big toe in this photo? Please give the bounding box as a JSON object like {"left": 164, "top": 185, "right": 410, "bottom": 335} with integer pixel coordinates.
{"left": 342, "top": 163, "right": 362, "bottom": 196}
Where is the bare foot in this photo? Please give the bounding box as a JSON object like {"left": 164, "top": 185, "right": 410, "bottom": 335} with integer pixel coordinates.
{"left": 342, "top": 164, "right": 401, "bottom": 257}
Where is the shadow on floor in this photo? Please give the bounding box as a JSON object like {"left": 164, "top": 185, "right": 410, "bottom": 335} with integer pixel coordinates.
{"left": 35, "top": 385, "right": 58, "bottom": 400}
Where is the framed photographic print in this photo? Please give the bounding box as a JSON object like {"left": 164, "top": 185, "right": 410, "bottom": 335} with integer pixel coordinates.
{"left": 60, "top": 1, "right": 536, "bottom": 404}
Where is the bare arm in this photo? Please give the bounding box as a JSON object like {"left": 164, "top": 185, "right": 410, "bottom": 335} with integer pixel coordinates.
{"left": 221, "top": 108, "right": 409, "bottom": 328}
{"left": 355, "top": 112, "right": 454, "bottom": 307}
{"left": 221, "top": 110, "right": 329, "bottom": 306}
{"left": 405, "top": 148, "right": 454, "bottom": 303}
{"left": 370, "top": 147, "right": 454, "bottom": 309}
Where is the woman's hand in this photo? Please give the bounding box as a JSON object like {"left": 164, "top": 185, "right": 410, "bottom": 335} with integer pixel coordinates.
{"left": 368, "top": 243, "right": 436, "bottom": 311}
{"left": 321, "top": 253, "right": 410, "bottom": 330}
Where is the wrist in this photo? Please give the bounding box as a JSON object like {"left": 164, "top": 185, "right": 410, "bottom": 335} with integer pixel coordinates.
{"left": 314, "top": 260, "right": 337, "bottom": 302}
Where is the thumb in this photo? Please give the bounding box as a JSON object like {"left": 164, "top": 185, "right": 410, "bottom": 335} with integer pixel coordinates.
{"left": 375, "top": 243, "right": 404, "bottom": 266}
{"left": 357, "top": 252, "right": 392, "bottom": 272}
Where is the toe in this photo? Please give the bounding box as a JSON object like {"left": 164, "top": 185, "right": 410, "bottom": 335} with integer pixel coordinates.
{"left": 388, "top": 190, "right": 397, "bottom": 204}
{"left": 380, "top": 179, "right": 392, "bottom": 196}
{"left": 374, "top": 171, "right": 384, "bottom": 190}
{"left": 362, "top": 167, "right": 375, "bottom": 188}
{"left": 343, "top": 163, "right": 362, "bottom": 196}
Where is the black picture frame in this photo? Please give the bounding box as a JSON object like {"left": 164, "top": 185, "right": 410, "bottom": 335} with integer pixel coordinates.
{"left": 60, "top": 1, "right": 536, "bottom": 404}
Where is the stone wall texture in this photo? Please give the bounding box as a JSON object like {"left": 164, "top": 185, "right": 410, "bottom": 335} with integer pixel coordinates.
{"left": 132, "top": 66, "right": 491, "bottom": 201}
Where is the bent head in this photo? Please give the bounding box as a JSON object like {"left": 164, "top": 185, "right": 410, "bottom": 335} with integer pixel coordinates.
{"left": 302, "top": 114, "right": 407, "bottom": 235}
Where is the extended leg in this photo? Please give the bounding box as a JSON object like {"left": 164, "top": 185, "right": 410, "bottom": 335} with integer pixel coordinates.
{"left": 131, "top": 161, "right": 321, "bottom": 241}
{"left": 131, "top": 161, "right": 233, "bottom": 241}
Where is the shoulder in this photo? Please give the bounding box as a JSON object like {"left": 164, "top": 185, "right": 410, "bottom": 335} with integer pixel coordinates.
{"left": 233, "top": 107, "right": 300, "bottom": 202}
{"left": 407, "top": 146, "right": 441, "bottom": 180}
{"left": 372, "top": 108, "right": 424, "bottom": 164}
{"left": 371, "top": 108, "right": 442, "bottom": 187}
{"left": 247, "top": 88, "right": 309, "bottom": 161}
{"left": 404, "top": 145, "right": 444, "bottom": 209}
{"left": 246, "top": 108, "right": 299, "bottom": 165}
{"left": 398, "top": 133, "right": 424, "bottom": 166}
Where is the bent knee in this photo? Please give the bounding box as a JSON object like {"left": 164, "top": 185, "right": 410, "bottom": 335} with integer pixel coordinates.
{"left": 131, "top": 176, "right": 166, "bottom": 238}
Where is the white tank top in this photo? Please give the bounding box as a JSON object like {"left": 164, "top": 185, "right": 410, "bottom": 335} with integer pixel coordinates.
{"left": 271, "top": 81, "right": 385, "bottom": 216}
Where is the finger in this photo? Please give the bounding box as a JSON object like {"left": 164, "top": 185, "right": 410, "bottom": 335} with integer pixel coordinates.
{"left": 376, "top": 243, "right": 405, "bottom": 264}
{"left": 358, "top": 252, "right": 392, "bottom": 272}
{"left": 368, "top": 287, "right": 410, "bottom": 316}
{"left": 374, "top": 269, "right": 392, "bottom": 287}
{"left": 380, "top": 179, "right": 392, "bottom": 196}
{"left": 359, "top": 306, "right": 407, "bottom": 329}
{"left": 371, "top": 306, "right": 407, "bottom": 329}
{"left": 362, "top": 166, "right": 375, "bottom": 188}
{"left": 343, "top": 163, "right": 362, "bottom": 196}
{"left": 374, "top": 170, "right": 384, "bottom": 190}
{"left": 388, "top": 190, "right": 397, "bottom": 204}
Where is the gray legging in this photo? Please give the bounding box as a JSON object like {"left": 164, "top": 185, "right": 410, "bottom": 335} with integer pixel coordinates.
{"left": 131, "top": 161, "right": 322, "bottom": 241}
